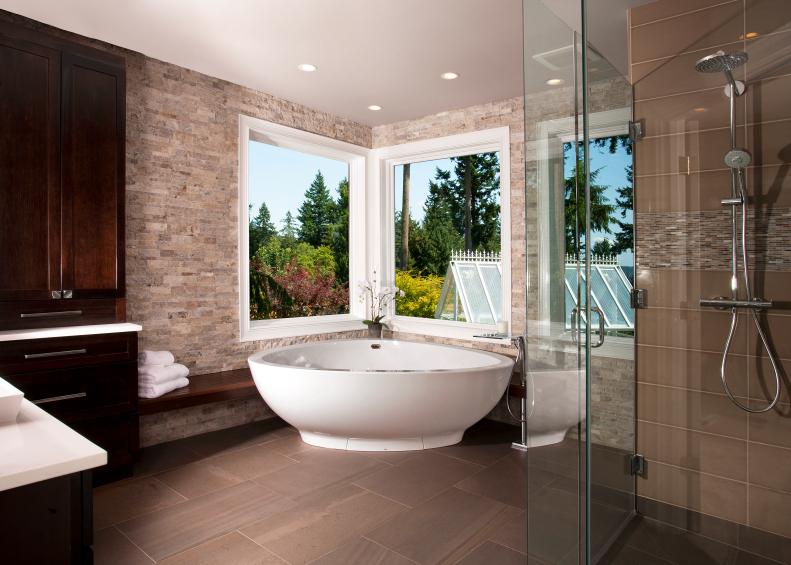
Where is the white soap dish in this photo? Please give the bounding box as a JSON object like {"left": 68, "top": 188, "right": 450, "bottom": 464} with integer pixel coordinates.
{"left": 0, "top": 378, "right": 24, "bottom": 424}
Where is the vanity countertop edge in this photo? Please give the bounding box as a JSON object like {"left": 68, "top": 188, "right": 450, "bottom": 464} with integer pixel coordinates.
{"left": 0, "top": 322, "right": 143, "bottom": 342}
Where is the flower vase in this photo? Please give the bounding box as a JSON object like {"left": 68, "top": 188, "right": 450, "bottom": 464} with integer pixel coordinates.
{"left": 367, "top": 322, "right": 383, "bottom": 339}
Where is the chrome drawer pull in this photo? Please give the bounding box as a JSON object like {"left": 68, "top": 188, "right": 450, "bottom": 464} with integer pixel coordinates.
{"left": 34, "top": 392, "right": 87, "bottom": 405}
{"left": 24, "top": 348, "right": 87, "bottom": 359}
{"left": 20, "top": 310, "right": 83, "bottom": 319}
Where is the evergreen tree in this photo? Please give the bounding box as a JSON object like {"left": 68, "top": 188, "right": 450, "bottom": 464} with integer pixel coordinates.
{"left": 281, "top": 211, "right": 298, "bottom": 244}
{"left": 611, "top": 164, "right": 633, "bottom": 255}
{"left": 564, "top": 155, "right": 616, "bottom": 256}
{"left": 248, "top": 201, "right": 277, "bottom": 258}
{"left": 428, "top": 153, "right": 500, "bottom": 252}
{"left": 395, "top": 210, "right": 421, "bottom": 271}
{"left": 411, "top": 194, "right": 464, "bottom": 276}
{"left": 592, "top": 238, "right": 615, "bottom": 257}
{"left": 297, "top": 171, "right": 335, "bottom": 246}
{"left": 327, "top": 178, "right": 350, "bottom": 283}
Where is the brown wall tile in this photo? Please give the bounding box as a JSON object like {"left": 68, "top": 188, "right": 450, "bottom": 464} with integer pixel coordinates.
{"left": 746, "top": 74, "right": 791, "bottom": 124}
{"left": 635, "top": 170, "right": 733, "bottom": 213}
{"left": 637, "top": 461, "right": 747, "bottom": 524}
{"left": 631, "top": 2, "right": 744, "bottom": 64}
{"left": 745, "top": 31, "right": 791, "bottom": 80}
{"left": 637, "top": 420, "right": 747, "bottom": 480}
{"left": 746, "top": 0, "right": 791, "bottom": 37}
{"left": 749, "top": 401, "right": 791, "bottom": 448}
{"left": 635, "top": 269, "right": 733, "bottom": 309}
{"left": 747, "top": 120, "right": 791, "bottom": 167}
{"left": 748, "top": 166, "right": 791, "bottom": 208}
{"left": 636, "top": 126, "right": 745, "bottom": 176}
{"left": 634, "top": 42, "right": 745, "bottom": 100}
{"left": 631, "top": 0, "right": 739, "bottom": 27}
{"left": 748, "top": 313, "right": 791, "bottom": 358}
{"left": 748, "top": 485, "right": 791, "bottom": 537}
{"left": 749, "top": 442, "right": 791, "bottom": 492}
{"left": 636, "top": 87, "right": 744, "bottom": 137}
{"left": 636, "top": 308, "right": 748, "bottom": 354}
{"left": 637, "top": 345, "right": 749, "bottom": 397}
{"left": 637, "top": 383, "right": 748, "bottom": 438}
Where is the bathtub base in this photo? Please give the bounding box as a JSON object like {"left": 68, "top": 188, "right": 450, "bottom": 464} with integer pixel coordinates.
{"left": 527, "top": 429, "right": 569, "bottom": 448}
{"left": 300, "top": 430, "right": 464, "bottom": 451}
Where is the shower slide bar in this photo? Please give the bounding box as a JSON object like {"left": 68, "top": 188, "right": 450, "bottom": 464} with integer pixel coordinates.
{"left": 699, "top": 298, "right": 773, "bottom": 310}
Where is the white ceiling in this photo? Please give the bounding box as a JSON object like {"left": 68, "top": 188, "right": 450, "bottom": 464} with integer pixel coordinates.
{"left": 0, "top": 1, "right": 644, "bottom": 126}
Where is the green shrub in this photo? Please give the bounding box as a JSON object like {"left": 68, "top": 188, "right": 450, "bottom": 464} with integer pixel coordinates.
{"left": 395, "top": 270, "right": 443, "bottom": 318}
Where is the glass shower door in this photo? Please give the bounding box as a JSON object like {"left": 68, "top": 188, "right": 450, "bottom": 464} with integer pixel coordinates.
{"left": 524, "top": 0, "right": 637, "bottom": 562}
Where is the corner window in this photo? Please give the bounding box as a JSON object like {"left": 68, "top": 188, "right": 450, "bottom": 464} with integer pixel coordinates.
{"left": 239, "top": 116, "right": 367, "bottom": 340}
{"left": 378, "top": 128, "right": 511, "bottom": 339}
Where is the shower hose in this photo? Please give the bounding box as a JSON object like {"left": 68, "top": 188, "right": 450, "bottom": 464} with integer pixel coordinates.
{"left": 720, "top": 168, "right": 783, "bottom": 413}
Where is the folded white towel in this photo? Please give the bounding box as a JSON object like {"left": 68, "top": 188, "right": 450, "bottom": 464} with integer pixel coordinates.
{"left": 138, "top": 363, "right": 190, "bottom": 384}
{"left": 138, "top": 350, "right": 175, "bottom": 366}
{"left": 138, "top": 377, "right": 189, "bottom": 399}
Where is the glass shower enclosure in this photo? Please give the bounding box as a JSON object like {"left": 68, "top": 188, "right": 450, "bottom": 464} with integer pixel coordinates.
{"left": 523, "top": 0, "right": 791, "bottom": 563}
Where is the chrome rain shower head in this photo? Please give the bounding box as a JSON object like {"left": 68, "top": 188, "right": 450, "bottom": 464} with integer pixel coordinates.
{"left": 695, "top": 50, "right": 748, "bottom": 97}
{"left": 695, "top": 50, "right": 748, "bottom": 73}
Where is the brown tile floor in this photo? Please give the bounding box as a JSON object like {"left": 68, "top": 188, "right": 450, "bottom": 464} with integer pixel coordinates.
{"left": 93, "top": 419, "right": 529, "bottom": 565}
{"left": 94, "top": 419, "right": 780, "bottom": 564}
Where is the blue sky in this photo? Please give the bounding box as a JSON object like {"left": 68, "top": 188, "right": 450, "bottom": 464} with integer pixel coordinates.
{"left": 394, "top": 157, "right": 454, "bottom": 223}
{"left": 248, "top": 141, "right": 348, "bottom": 228}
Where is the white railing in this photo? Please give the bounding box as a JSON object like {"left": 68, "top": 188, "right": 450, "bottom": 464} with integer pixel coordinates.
{"left": 565, "top": 253, "right": 619, "bottom": 266}
{"left": 450, "top": 249, "right": 501, "bottom": 262}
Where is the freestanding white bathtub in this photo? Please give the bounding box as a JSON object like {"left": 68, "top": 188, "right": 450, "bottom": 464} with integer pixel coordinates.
{"left": 248, "top": 339, "right": 514, "bottom": 451}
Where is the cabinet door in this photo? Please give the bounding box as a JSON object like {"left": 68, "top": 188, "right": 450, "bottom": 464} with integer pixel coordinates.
{"left": 61, "top": 52, "right": 125, "bottom": 299}
{"left": 0, "top": 36, "right": 61, "bottom": 301}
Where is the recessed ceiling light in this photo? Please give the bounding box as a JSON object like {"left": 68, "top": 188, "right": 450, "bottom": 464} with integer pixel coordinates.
{"left": 368, "top": 105, "right": 382, "bottom": 111}
{"left": 546, "top": 78, "right": 565, "bottom": 86}
{"left": 440, "top": 72, "right": 459, "bottom": 80}
{"left": 693, "top": 107, "right": 707, "bottom": 113}
{"left": 743, "top": 31, "right": 760, "bottom": 39}
{"left": 297, "top": 63, "right": 317, "bottom": 72}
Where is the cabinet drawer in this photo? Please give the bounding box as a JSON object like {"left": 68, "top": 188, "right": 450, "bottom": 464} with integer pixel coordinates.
{"left": 0, "top": 332, "right": 136, "bottom": 373}
{"left": 0, "top": 298, "right": 122, "bottom": 330}
{"left": 4, "top": 362, "right": 136, "bottom": 422}
{"left": 72, "top": 412, "right": 139, "bottom": 473}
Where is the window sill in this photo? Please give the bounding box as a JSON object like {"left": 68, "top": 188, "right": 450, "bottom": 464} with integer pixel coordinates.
{"left": 240, "top": 315, "right": 366, "bottom": 341}
{"left": 388, "top": 316, "right": 501, "bottom": 342}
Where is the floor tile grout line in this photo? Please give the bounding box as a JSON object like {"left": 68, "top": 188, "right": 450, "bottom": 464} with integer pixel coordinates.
{"left": 360, "top": 535, "right": 422, "bottom": 564}
{"left": 350, "top": 483, "right": 414, "bottom": 509}
{"left": 236, "top": 529, "right": 293, "bottom": 564}
{"left": 112, "top": 525, "right": 157, "bottom": 564}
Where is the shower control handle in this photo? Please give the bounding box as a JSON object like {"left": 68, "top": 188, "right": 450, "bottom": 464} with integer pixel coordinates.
{"left": 700, "top": 297, "right": 773, "bottom": 310}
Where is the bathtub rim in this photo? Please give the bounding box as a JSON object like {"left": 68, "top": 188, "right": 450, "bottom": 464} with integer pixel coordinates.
{"left": 247, "top": 337, "right": 514, "bottom": 375}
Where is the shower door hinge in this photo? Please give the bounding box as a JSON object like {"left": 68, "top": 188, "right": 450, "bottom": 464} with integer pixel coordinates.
{"left": 629, "top": 119, "right": 644, "bottom": 142}
{"left": 630, "top": 453, "right": 647, "bottom": 477}
{"left": 630, "top": 288, "right": 647, "bottom": 309}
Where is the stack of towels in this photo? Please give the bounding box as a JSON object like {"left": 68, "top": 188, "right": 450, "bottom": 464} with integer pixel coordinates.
{"left": 138, "top": 350, "right": 190, "bottom": 399}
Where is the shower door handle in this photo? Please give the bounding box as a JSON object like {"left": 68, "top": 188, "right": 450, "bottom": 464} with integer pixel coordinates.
{"left": 591, "top": 307, "right": 605, "bottom": 348}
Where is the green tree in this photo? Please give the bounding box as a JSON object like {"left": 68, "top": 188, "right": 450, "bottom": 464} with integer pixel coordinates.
{"left": 394, "top": 210, "right": 421, "bottom": 271}
{"left": 564, "top": 156, "right": 616, "bottom": 256}
{"left": 298, "top": 171, "right": 335, "bottom": 246}
{"left": 411, "top": 193, "right": 464, "bottom": 276}
{"left": 592, "top": 238, "right": 615, "bottom": 257}
{"left": 248, "top": 201, "right": 277, "bottom": 258}
{"left": 327, "top": 178, "right": 349, "bottom": 283}
{"left": 428, "top": 153, "right": 501, "bottom": 252}
{"left": 281, "top": 211, "right": 298, "bottom": 244}
{"left": 611, "top": 164, "right": 633, "bottom": 255}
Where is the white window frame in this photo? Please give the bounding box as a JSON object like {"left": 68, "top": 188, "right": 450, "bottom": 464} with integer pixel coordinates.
{"left": 238, "top": 115, "right": 369, "bottom": 341}
{"left": 374, "top": 127, "right": 511, "bottom": 341}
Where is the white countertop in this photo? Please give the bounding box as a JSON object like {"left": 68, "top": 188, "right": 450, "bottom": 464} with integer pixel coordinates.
{"left": 0, "top": 397, "right": 107, "bottom": 491}
{"left": 0, "top": 322, "right": 142, "bottom": 342}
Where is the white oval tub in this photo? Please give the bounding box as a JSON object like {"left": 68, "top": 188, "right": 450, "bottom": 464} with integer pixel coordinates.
{"left": 248, "top": 339, "right": 514, "bottom": 451}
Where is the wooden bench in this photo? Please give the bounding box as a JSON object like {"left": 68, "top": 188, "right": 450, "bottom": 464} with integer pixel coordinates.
{"left": 138, "top": 367, "right": 258, "bottom": 415}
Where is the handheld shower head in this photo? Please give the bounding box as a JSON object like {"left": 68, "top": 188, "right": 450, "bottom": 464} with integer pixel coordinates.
{"left": 695, "top": 50, "right": 748, "bottom": 97}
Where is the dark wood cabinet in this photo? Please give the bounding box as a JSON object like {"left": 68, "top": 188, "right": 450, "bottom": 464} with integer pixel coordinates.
{"left": 2, "top": 332, "right": 139, "bottom": 482}
{"left": 0, "top": 472, "right": 94, "bottom": 565}
{"left": 0, "top": 21, "right": 126, "bottom": 320}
